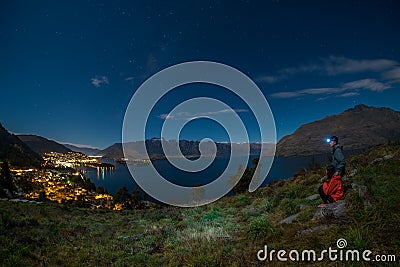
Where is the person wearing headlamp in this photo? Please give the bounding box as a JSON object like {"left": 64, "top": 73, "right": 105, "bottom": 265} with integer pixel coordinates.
{"left": 326, "top": 136, "right": 345, "bottom": 177}
{"left": 318, "top": 136, "right": 346, "bottom": 207}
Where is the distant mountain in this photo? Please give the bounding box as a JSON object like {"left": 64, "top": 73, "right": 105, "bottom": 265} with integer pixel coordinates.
{"left": 102, "top": 138, "right": 275, "bottom": 160}
{"left": 0, "top": 123, "right": 43, "bottom": 167}
{"left": 64, "top": 144, "right": 102, "bottom": 156}
{"left": 101, "top": 143, "right": 123, "bottom": 159}
{"left": 276, "top": 104, "right": 400, "bottom": 157}
{"left": 18, "top": 135, "right": 72, "bottom": 155}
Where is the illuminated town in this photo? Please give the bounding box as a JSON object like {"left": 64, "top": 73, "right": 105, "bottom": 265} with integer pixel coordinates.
{"left": 10, "top": 152, "right": 122, "bottom": 210}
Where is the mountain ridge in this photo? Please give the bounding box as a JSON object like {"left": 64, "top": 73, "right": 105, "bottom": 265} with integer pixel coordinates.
{"left": 276, "top": 104, "right": 400, "bottom": 157}
{"left": 63, "top": 144, "right": 102, "bottom": 156}
{"left": 0, "top": 124, "right": 43, "bottom": 167}
{"left": 17, "top": 135, "right": 72, "bottom": 155}
{"left": 102, "top": 139, "right": 275, "bottom": 160}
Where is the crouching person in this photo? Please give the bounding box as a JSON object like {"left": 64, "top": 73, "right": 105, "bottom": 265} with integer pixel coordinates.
{"left": 318, "top": 165, "right": 344, "bottom": 208}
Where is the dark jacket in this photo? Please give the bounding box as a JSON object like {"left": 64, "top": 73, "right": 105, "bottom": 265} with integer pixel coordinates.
{"left": 332, "top": 144, "right": 345, "bottom": 177}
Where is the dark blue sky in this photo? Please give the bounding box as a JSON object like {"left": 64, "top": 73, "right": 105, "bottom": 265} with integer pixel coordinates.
{"left": 1, "top": 0, "right": 399, "bottom": 148}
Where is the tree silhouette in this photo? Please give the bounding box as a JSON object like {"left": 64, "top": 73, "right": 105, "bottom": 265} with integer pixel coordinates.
{"left": 231, "top": 158, "right": 259, "bottom": 195}
{"left": 114, "top": 185, "right": 135, "bottom": 209}
{"left": 131, "top": 188, "right": 145, "bottom": 208}
{"left": 114, "top": 185, "right": 131, "bottom": 204}
{"left": 0, "top": 161, "right": 14, "bottom": 192}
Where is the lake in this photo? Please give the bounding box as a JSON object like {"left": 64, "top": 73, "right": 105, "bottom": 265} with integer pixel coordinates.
{"left": 83, "top": 154, "right": 330, "bottom": 196}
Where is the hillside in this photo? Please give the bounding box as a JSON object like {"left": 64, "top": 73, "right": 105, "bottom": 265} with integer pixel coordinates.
{"left": 18, "top": 135, "right": 72, "bottom": 155}
{"left": 101, "top": 143, "right": 124, "bottom": 159}
{"left": 0, "top": 124, "right": 43, "bottom": 167}
{"left": 1, "top": 142, "right": 399, "bottom": 266}
{"left": 276, "top": 104, "right": 400, "bottom": 157}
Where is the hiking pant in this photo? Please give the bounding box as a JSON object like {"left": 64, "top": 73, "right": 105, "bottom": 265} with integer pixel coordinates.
{"left": 318, "top": 185, "right": 335, "bottom": 204}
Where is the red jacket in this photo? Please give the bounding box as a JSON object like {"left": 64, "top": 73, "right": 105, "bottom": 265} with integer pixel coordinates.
{"left": 323, "top": 174, "right": 344, "bottom": 202}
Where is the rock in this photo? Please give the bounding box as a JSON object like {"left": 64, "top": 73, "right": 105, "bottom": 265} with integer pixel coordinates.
{"left": 370, "top": 158, "right": 383, "bottom": 164}
{"left": 351, "top": 183, "right": 371, "bottom": 208}
{"left": 306, "top": 194, "right": 320, "bottom": 201}
{"left": 351, "top": 183, "right": 369, "bottom": 198}
{"left": 278, "top": 213, "right": 300, "bottom": 224}
{"left": 278, "top": 205, "right": 307, "bottom": 224}
{"left": 313, "top": 200, "right": 347, "bottom": 221}
{"left": 363, "top": 200, "right": 372, "bottom": 209}
{"left": 348, "top": 169, "right": 357, "bottom": 178}
{"left": 369, "top": 154, "right": 394, "bottom": 165}
{"left": 298, "top": 224, "right": 329, "bottom": 236}
{"left": 118, "top": 233, "right": 144, "bottom": 239}
{"left": 244, "top": 207, "right": 261, "bottom": 217}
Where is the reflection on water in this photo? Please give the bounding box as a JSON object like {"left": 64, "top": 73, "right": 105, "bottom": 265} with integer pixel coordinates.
{"left": 93, "top": 167, "right": 113, "bottom": 180}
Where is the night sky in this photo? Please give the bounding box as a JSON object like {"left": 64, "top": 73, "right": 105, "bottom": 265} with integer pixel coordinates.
{"left": 1, "top": 0, "right": 399, "bottom": 148}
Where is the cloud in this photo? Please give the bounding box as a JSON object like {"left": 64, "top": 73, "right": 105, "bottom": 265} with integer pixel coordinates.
{"left": 382, "top": 67, "right": 400, "bottom": 83}
{"left": 258, "top": 56, "right": 399, "bottom": 83}
{"left": 269, "top": 91, "right": 303, "bottom": 98}
{"left": 271, "top": 78, "right": 391, "bottom": 99}
{"left": 271, "top": 87, "right": 342, "bottom": 98}
{"left": 337, "top": 92, "right": 360, "bottom": 98}
{"left": 125, "top": 76, "right": 134, "bottom": 81}
{"left": 159, "top": 109, "right": 248, "bottom": 120}
{"left": 91, "top": 76, "right": 109, "bottom": 87}
{"left": 316, "top": 91, "right": 360, "bottom": 101}
{"left": 257, "top": 75, "right": 282, "bottom": 83}
{"left": 324, "top": 56, "right": 398, "bottom": 75}
{"left": 300, "top": 87, "right": 343, "bottom": 95}
{"left": 257, "top": 64, "right": 320, "bottom": 84}
{"left": 159, "top": 111, "right": 190, "bottom": 120}
{"left": 201, "top": 109, "right": 248, "bottom": 116}
{"left": 342, "top": 78, "right": 391, "bottom": 92}
{"left": 264, "top": 56, "right": 398, "bottom": 100}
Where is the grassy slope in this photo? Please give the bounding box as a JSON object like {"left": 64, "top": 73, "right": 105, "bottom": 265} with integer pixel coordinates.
{"left": 1, "top": 143, "right": 400, "bottom": 266}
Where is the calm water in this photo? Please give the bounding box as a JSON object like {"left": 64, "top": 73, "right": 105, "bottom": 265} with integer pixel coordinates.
{"left": 84, "top": 154, "right": 329, "bottom": 196}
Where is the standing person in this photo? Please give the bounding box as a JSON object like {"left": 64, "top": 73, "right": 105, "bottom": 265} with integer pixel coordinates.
{"left": 327, "top": 136, "right": 345, "bottom": 177}
{"left": 318, "top": 165, "right": 344, "bottom": 208}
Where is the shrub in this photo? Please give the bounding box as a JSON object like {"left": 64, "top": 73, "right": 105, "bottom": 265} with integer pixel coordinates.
{"left": 247, "top": 216, "right": 274, "bottom": 240}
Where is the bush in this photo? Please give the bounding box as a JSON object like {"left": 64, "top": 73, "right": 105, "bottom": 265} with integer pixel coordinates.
{"left": 202, "top": 207, "right": 222, "bottom": 222}
{"left": 247, "top": 216, "right": 274, "bottom": 240}
{"left": 236, "top": 194, "right": 251, "bottom": 206}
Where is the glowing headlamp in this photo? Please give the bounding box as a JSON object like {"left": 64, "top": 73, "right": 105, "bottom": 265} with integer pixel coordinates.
{"left": 326, "top": 138, "right": 331, "bottom": 143}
